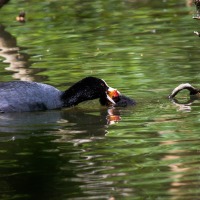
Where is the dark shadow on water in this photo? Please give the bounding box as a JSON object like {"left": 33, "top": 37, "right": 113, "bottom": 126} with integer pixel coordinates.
{"left": 0, "top": 107, "right": 123, "bottom": 200}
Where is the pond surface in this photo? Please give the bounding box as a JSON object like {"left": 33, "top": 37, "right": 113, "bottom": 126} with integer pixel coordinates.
{"left": 1, "top": 0, "right": 200, "bottom": 199}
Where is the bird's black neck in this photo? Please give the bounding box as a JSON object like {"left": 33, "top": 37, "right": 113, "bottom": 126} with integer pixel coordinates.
{"left": 60, "top": 77, "right": 104, "bottom": 107}
{"left": 61, "top": 87, "right": 87, "bottom": 107}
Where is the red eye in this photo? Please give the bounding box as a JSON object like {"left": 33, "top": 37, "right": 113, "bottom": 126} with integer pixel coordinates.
{"left": 101, "top": 83, "right": 105, "bottom": 87}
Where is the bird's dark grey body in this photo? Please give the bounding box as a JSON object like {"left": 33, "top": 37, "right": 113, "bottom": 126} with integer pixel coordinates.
{"left": 0, "top": 77, "right": 135, "bottom": 113}
{"left": 0, "top": 81, "right": 63, "bottom": 112}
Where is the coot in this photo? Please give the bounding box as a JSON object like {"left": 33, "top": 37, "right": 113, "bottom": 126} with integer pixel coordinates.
{"left": 0, "top": 77, "right": 119, "bottom": 113}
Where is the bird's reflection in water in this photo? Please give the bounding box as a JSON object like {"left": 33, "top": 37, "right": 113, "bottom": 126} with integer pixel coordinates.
{"left": 56, "top": 107, "right": 122, "bottom": 145}
{"left": 0, "top": 106, "right": 122, "bottom": 143}
{"left": 106, "top": 108, "right": 121, "bottom": 125}
{"left": 170, "top": 98, "right": 193, "bottom": 112}
{"left": 169, "top": 96, "right": 200, "bottom": 112}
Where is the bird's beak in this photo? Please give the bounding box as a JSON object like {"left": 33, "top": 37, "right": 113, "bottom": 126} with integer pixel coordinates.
{"left": 106, "top": 87, "right": 120, "bottom": 105}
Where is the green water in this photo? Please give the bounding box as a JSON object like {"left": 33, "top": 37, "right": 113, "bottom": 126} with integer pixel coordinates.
{"left": 0, "top": 0, "right": 200, "bottom": 199}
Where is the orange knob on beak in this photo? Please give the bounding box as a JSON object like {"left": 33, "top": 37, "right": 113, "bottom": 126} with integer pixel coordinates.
{"left": 106, "top": 87, "right": 120, "bottom": 105}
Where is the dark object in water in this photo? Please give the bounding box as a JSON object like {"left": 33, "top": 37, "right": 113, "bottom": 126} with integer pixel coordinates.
{"left": 16, "top": 11, "right": 26, "bottom": 22}
{"left": 100, "top": 93, "right": 136, "bottom": 107}
{"left": 168, "top": 83, "right": 200, "bottom": 99}
{"left": 194, "top": 0, "right": 200, "bottom": 6}
{"left": 193, "top": 0, "right": 200, "bottom": 19}
{"left": 113, "top": 95, "right": 136, "bottom": 107}
{"left": 0, "top": 0, "right": 9, "bottom": 8}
